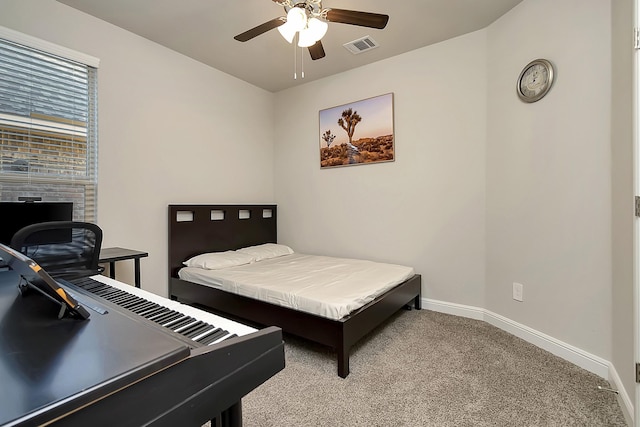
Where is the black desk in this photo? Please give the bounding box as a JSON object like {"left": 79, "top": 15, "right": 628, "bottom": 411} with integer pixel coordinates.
{"left": 99, "top": 247, "right": 148, "bottom": 288}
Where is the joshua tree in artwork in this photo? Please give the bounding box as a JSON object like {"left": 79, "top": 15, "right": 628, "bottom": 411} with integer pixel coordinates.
{"left": 322, "top": 130, "right": 336, "bottom": 148}
{"left": 337, "top": 108, "right": 362, "bottom": 164}
{"left": 338, "top": 108, "right": 361, "bottom": 146}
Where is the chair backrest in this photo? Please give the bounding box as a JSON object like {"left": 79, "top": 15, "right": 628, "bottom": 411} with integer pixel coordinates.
{"left": 10, "top": 221, "right": 103, "bottom": 281}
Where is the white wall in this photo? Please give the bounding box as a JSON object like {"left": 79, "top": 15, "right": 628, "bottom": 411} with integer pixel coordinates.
{"left": 486, "top": 0, "right": 612, "bottom": 361}
{"left": 0, "top": 0, "right": 276, "bottom": 297}
{"left": 274, "top": 31, "right": 488, "bottom": 309}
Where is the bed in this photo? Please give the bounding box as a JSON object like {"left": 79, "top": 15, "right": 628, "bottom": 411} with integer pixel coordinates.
{"left": 168, "top": 204, "right": 422, "bottom": 378}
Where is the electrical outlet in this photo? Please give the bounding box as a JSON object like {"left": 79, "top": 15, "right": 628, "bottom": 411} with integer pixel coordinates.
{"left": 512, "top": 282, "right": 524, "bottom": 302}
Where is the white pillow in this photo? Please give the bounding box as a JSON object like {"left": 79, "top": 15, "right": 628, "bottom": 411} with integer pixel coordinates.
{"left": 236, "top": 243, "right": 294, "bottom": 262}
{"left": 183, "top": 250, "right": 255, "bottom": 270}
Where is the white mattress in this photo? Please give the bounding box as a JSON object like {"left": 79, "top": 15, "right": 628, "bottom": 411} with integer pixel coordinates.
{"left": 178, "top": 253, "right": 415, "bottom": 320}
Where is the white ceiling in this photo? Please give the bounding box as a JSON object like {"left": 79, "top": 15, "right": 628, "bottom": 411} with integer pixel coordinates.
{"left": 55, "top": 0, "right": 524, "bottom": 93}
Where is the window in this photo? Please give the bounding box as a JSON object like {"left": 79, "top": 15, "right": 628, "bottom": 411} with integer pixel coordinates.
{"left": 0, "top": 27, "right": 99, "bottom": 221}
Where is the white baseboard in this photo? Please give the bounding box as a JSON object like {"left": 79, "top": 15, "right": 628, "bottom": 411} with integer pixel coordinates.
{"left": 607, "top": 361, "right": 634, "bottom": 427}
{"left": 423, "top": 297, "right": 634, "bottom": 424}
{"left": 422, "top": 298, "right": 486, "bottom": 321}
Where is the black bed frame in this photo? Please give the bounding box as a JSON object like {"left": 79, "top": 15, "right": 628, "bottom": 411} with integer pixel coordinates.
{"left": 168, "top": 204, "right": 421, "bottom": 378}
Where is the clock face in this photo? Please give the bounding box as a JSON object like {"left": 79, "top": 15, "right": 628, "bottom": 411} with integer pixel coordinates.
{"left": 517, "top": 59, "right": 554, "bottom": 103}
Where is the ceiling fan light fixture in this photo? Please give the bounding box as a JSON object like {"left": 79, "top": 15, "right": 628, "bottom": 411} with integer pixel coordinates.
{"left": 286, "top": 7, "right": 307, "bottom": 32}
{"left": 278, "top": 22, "right": 296, "bottom": 43}
{"left": 307, "top": 17, "right": 328, "bottom": 41}
{"left": 233, "top": 2, "right": 389, "bottom": 67}
{"left": 298, "top": 18, "right": 327, "bottom": 47}
{"left": 297, "top": 27, "right": 316, "bottom": 47}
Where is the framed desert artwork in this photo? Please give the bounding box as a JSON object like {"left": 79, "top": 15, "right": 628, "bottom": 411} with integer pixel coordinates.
{"left": 319, "top": 93, "right": 394, "bottom": 168}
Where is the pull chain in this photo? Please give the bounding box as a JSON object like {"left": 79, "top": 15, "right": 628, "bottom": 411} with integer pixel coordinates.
{"left": 293, "top": 33, "right": 297, "bottom": 79}
{"left": 292, "top": 33, "right": 306, "bottom": 80}
{"left": 301, "top": 45, "right": 304, "bottom": 79}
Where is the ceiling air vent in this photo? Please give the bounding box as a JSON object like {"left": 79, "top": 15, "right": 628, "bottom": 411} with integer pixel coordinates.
{"left": 343, "top": 36, "right": 379, "bottom": 55}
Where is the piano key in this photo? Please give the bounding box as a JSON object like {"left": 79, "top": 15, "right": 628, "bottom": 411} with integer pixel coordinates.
{"left": 179, "top": 321, "right": 209, "bottom": 338}
{"left": 189, "top": 325, "right": 216, "bottom": 339}
{"left": 71, "top": 275, "right": 256, "bottom": 345}
{"left": 167, "top": 317, "right": 195, "bottom": 331}
{"left": 108, "top": 294, "right": 131, "bottom": 304}
{"left": 95, "top": 288, "right": 124, "bottom": 297}
{"left": 121, "top": 298, "right": 150, "bottom": 309}
{"left": 138, "top": 306, "right": 165, "bottom": 318}
{"left": 198, "top": 329, "right": 229, "bottom": 345}
{"left": 127, "top": 300, "right": 156, "bottom": 312}
{"left": 131, "top": 301, "right": 157, "bottom": 312}
{"left": 106, "top": 295, "right": 211, "bottom": 340}
{"left": 151, "top": 311, "right": 182, "bottom": 324}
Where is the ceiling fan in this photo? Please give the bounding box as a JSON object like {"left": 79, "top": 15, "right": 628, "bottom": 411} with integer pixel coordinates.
{"left": 233, "top": 0, "right": 389, "bottom": 60}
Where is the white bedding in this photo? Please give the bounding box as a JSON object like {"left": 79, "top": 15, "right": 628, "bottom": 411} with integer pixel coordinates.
{"left": 178, "top": 253, "right": 415, "bottom": 320}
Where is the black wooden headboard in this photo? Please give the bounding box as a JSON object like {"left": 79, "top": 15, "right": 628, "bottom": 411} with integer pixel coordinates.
{"left": 167, "top": 204, "right": 277, "bottom": 278}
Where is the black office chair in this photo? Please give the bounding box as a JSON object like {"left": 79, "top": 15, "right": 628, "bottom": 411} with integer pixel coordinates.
{"left": 10, "top": 221, "right": 104, "bottom": 281}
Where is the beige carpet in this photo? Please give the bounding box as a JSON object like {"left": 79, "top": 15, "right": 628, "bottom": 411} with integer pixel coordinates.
{"left": 239, "top": 309, "right": 627, "bottom": 426}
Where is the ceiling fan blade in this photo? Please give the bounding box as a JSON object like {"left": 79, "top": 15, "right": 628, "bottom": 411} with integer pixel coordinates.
{"left": 325, "top": 9, "right": 389, "bottom": 29}
{"left": 234, "top": 17, "right": 286, "bottom": 42}
{"left": 308, "top": 40, "right": 325, "bottom": 60}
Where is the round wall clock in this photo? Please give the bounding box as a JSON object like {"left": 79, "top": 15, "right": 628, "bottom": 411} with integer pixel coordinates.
{"left": 516, "top": 59, "right": 555, "bottom": 103}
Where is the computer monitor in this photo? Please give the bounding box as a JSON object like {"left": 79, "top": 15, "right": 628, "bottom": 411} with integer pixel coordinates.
{"left": 0, "top": 243, "right": 90, "bottom": 320}
{"left": 0, "top": 202, "right": 73, "bottom": 245}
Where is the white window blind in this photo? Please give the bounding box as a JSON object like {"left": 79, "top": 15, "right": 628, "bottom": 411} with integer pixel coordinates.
{"left": 0, "top": 31, "right": 98, "bottom": 222}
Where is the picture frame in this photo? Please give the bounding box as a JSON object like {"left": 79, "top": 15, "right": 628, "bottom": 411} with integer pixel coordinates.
{"left": 319, "top": 93, "right": 394, "bottom": 168}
